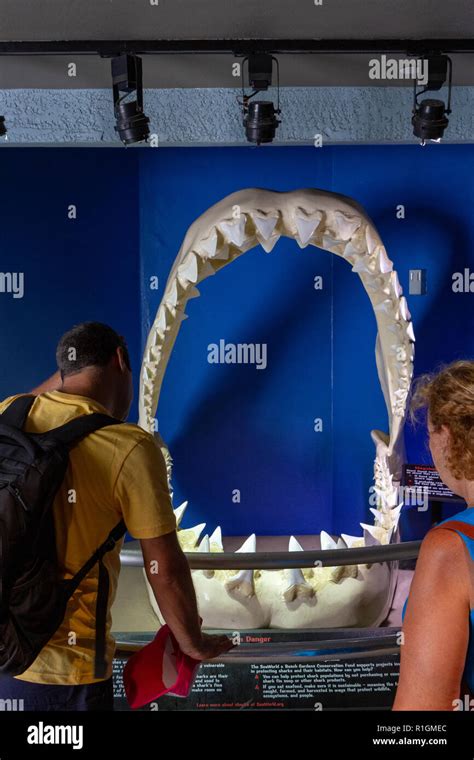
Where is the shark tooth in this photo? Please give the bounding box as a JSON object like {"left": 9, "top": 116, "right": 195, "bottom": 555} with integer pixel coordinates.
{"left": 370, "top": 507, "right": 390, "bottom": 526}
{"left": 341, "top": 533, "right": 364, "bottom": 548}
{"left": 154, "top": 307, "right": 167, "bottom": 336}
{"left": 388, "top": 504, "right": 404, "bottom": 530}
{"left": 320, "top": 530, "right": 339, "bottom": 551}
{"left": 173, "top": 501, "right": 188, "bottom": 526}
{"left": 334, "top": 211, "right": 361, "bottom": 241}
{"left": 390, "top": 270, "right": 403, "bottom": 298}
{"left": 165, "top": 279, "right": 180, "bottom": 308}
{"left": 377, "top": 247, "right": 393, "bottom": 274}
{"left": 198, "top": 534, "right": 214, "bottom": 577}
{"left": 286, "top": 536, "right": 315, "bottom": 598}
{"left": 399, "top": 296, "right": 411, "bottom": 321}
{"left": 178, "top": 523, "right": 206, "bottom": 550}
{"left": 225, "top": 534, "right": 256, "bottom": 598}
{"left": 322, "top": 233, "right": 345, "bottom": 253}
{"left": 177, "top": 252, "right": 199, "bottom": 285}
{"left": 365, "top": 225, "right": 380, "bottom": 255}
{"left": 186, "top": 285, "right": 201, "bottom": 300}
{"left": 143, "top": 362, "right": 157, "bottom": 379}
{"left": 142, "top": 378, "right": 155, "bottom": 394}
{"left": 258, "top": 232, "right": 281, "bottom": 253}
{"left": 294, "top": 209, "right": 322, "bottom": 247}
{"left": 211, "top": 243, "right": 231, "bottom": 260}
{"left": 406, "top": 322, "right": 416, "bottom": 342}
{"left": 218, "top": 215, "right": 247, "bottom": 248}
{"left": 235, "top": 534, "right": 256, "bottom": 553}
{"left": 289, "top": 535, "right": 304, "bottom": 552}
{"left": 225, "top": 571, "right": 255, "bottom": 598}
{"left": 197, "top": 257, "right": 217, "bottom": 278}
{"left": 151, "top": 329, "right": 163, "bottom": 346}
{"left": 198, "top": 228, "right": 218, "bottom": 258}
{"left": 283, "top": 568, "right": 314, "bottom": 602}
{"left": 251, "top": 212, "right": 279, "bottom": 243}
{"left": 360, "top": 523, "right": 385, "bottom": 546}
{"left": 351, "top": 255, "right": 373, "bottom": 274}
{"left": 148, "top": 348, "right": 162, "bottom": 365}
{"left": 209, "top": 526, "right": 223, "bottom": 551}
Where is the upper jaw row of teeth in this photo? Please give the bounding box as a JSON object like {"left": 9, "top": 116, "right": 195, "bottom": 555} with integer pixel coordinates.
{"left": 141, "top": 203, "right": 415, "bottom": 428}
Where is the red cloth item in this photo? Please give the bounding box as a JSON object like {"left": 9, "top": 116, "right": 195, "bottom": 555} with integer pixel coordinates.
{"left": 123, "top": 624, "right": 201, "bottom": 709}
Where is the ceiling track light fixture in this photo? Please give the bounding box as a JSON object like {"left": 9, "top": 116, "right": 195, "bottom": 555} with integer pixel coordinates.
{"left": 411, "top": 54, "right": 453, "bottom": 146}
{"left": 111, "top": 53, "right": 150, "bottom": 145}
{"left": 239, "top": 53, "right": 281, "bottom": 145}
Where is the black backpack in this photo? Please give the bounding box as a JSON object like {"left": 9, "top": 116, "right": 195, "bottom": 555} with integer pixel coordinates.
{"left": 0, "top": 394, "right": 126, "bottom": 679}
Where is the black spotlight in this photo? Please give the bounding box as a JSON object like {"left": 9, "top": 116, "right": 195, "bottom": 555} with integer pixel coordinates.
{"left": 111, "top": 54, "right": 150, "bottom": 145}
{"left": 240, "top": 54, "right": 281, "bottom": 145}
{"left": 0, "top": 116, "right": 6, "bottom": 138}
{"left": 411, "top": 55, "right": 452, "bottom": 146}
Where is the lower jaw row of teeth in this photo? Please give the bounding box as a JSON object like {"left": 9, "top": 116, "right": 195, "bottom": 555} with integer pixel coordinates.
{"left": 143, "top": 497, "right": 401, "bottom": 629}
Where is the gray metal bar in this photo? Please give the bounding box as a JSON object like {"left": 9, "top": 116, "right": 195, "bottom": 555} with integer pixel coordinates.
{"left": 120, "top": 540, "right": 421, "bottom": 569}
{"left": 115, "top": 634, "right": 401, "bottom": 663}
{"left": 0, "top": 40, "right": 473, "bottom": 55}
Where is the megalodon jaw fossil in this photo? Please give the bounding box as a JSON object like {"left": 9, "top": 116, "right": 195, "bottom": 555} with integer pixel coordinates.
{"left": 139, "top": 188, "right": 415, "bottom": 630}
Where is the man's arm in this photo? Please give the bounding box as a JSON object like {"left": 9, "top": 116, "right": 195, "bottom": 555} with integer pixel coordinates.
{"left": 141, "top": 531, "right": 234, "bottom": 660}
{"left": 30, "top": 370, "right": 62, "bottom": 395}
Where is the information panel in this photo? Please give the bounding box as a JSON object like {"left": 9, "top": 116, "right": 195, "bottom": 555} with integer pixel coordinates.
{"left": 113, "top": 629, "right": 400, "bottom": 711}
{"left": 402, "top": 464, "right": 464, "bottom": 504}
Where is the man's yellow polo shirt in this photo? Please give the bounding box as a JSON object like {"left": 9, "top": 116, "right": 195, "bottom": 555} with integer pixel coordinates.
{"left": 0, "top": 390, "right": 176, "bottom": 685}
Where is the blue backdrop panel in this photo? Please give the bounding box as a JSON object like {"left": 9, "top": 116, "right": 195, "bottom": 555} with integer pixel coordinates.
{"left": 0, "top": 148, "right": 141, "bottom": 421}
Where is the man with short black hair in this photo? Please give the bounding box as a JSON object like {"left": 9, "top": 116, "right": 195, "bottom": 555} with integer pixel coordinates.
{"left": 0, "top": 321, "right": 232, "bottom": 711}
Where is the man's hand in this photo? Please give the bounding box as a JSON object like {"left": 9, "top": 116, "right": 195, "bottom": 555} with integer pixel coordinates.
{"left": 141, "top": 531, "right": 235, "bottom": 659}
{"left": 183, "top": 632, "right": 235, "bottom": 661}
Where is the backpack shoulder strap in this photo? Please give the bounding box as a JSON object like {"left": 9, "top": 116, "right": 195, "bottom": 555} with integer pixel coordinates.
{"left": 45, "top": 412, "right": 123, "bottom": 448}
{"left": 0, "top": 394, "right": 35, "bottom": 428}
{"left": 62, "top": 519, "right": 127, "bottom": 680}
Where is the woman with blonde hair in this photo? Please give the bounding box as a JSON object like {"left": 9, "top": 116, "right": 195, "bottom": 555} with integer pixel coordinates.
{"left": 393, "top": 360, "right": 474, "bottom": 710}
